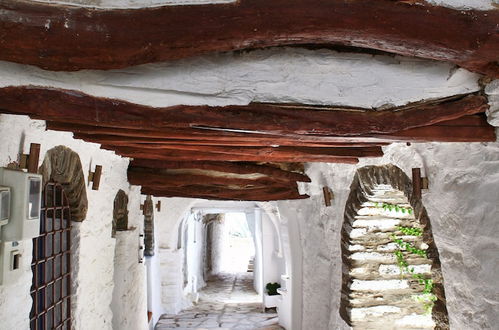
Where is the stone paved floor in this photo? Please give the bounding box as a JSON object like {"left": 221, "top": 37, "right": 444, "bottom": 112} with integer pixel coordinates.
{"left": 155, "top": 272, "right": 283, "bottom": 330}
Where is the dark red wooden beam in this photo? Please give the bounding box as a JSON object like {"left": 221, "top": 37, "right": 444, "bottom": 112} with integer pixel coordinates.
{"left": 72, "top": 133, "right": 387, "bottom": 148}
{"left": 130, "top": 160, "right": 311, "bottom": 183}
{"left": 46, "top": 115, "right": 496, "bottom": 144}
{"left": 141, "top": 185, "right": 309, "bottom": 201}
{"left": 105, "top": 145, "right": 367, "bottom": 163}
{"left": 128, "top": 169, "right": 289, "bottom": 188}
{"left": 0, "top": 0, "right": 497, "bottom": 76}
{"left": 0, "top": 87, "right": 489, "bottom": 136}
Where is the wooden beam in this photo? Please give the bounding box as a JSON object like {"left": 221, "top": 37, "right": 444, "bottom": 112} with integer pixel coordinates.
{"left": 128, "top": 168, "right": 296, "bottom": 188}
{"left": 46, "top": 114, "right": 496, "bottom": 144}
{"left": 0, "top": 87, "right": 489, "bottom": 136}
{"left": 72, "top": 133, "right": 387, "bottom": 148}
{"left": 141, "top": 185, "right": 309, "bottom": 201}
{"left": 130, "top": 160, "right": 311, "bottom": 183}
{"left": 1, "top": 0, "right": 497, "bottom": 76}
{"left": 104, "top": 145, "right": 375, "bottom": 163}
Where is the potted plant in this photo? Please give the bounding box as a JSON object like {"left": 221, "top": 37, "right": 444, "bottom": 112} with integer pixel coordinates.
{"left": 263, "top": 282, "right": 281, "bottom": 310}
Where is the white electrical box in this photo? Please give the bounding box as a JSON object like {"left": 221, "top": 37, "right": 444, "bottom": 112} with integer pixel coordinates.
{"left": 0, "top": 186, "right": 10, "bottom": 229}
{"left": 0, "top": 240, "right": 24, "bottom": 285}
{"left": 0, "top": 168, "right": 42, "bottom": 241}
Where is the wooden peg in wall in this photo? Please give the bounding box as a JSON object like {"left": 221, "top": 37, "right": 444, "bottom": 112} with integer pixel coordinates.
{"left": 88, "top": 165, "right": 102, "bottom": 190}
{"left": 156, "top": 200, "right": 161, "bottom": 212}
{"left": 412, "top": 168, "right": 429, "bottom": 200}
{"left": 323, "top": 186, "right": 334, "bottom": 207}
{"left": 19, "top": 143, "right": 41, "bottom": 173}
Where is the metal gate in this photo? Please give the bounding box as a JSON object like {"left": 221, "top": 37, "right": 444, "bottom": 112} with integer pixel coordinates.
{"left": 30, "top": 182, "right": 72, "bottom": 330}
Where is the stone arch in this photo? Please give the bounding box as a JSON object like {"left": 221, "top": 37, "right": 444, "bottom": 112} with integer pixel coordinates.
{"left": 112, "top": 189, "right": 129, "bottom": 238}
{"left": 340, "top": 164, "right": 448, "bottom": 329}
{"left": 39, "top": 145, "right": 88, "bottom": 222}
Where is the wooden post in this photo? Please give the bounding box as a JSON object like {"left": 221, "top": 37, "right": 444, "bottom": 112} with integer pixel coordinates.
{"left": 412, "top": 168, "right": 429, "bottom": 200}
{"left": 88, "top": 165, "right": 103, "bottom": 190}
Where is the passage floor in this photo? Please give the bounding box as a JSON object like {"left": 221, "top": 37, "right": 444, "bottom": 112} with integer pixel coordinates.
{"left": 156, "top": 272, "right": 283, "bottom": 330}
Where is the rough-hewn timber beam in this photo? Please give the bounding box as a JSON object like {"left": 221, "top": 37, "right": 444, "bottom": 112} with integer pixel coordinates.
{"left": 141, "top": 185, "right": 309, "bottom": 201}
{"left": 104, "top": 145, "right": 369, "bottom": 163}
{"left": 0, "top": 0, "right": 497, "bottom": 75}
{"left": 128, "top": 169, "right": 291, "bottom": 188}
{"left": 130, "top": 160, "right": 311, "bottom": 183}
{"left": 72, "top": 133, "right": 387, "bottom": 148}
{"left": 0, "top": 87, "right": 489, "bottom": 136}
{"left": 46, "top": 115, "right": 496, "bottom": 144}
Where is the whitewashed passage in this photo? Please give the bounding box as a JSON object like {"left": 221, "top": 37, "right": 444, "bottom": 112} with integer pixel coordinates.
{"left": 156, "top": 273, "right": 282, "bottom": 329}
{"left": 346, "top": 185, "right": 435, "bottom": 329}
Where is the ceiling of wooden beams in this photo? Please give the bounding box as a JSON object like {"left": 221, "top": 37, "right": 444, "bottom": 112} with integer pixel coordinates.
{"left": 0, "top": 86, "right": 495, "bottom": 201}
{"left": 0, "top": 0, "right": 497, "bottom": 201}
{"left": 1, "top": 0, "right": 498, "bottom": 76}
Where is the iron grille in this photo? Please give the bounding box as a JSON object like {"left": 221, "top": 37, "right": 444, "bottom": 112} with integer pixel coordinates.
{"left": 30, "top": 182, "right": 72, "bottom": 330}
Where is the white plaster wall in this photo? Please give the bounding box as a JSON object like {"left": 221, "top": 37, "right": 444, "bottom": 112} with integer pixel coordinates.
{"left": 111, "top": 228, "right": 148, "bottom": 330}
{"left": 159, "top": 248, "right": 191, "bottom": 314}
{"left": 210, "top": 220, "right": 225, "bottom": 275}
{"left": 262, "top": 213, "right": 285, "bottom": 287}
{"left": 0, "top": 48, "right": 480, "bottom": 109}
{"left": 146, "top": 208, "right": 164, "bottom": 329}
{"left": 273, "top": 135, "right": 499, "bottom": 330}
{"left": 0, "top": 114, "right": 148, "bottom": 330}
{"left": 184, "top": 214, "right": 207, "bottom": 298}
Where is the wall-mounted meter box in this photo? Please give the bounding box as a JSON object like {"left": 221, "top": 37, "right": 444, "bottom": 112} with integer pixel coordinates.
{"left": 0, "top": 168, "right": 42, "bottom": 241}
{"left": 0, "top": 240, "right": 24, "bottom": 285}
{"left": 0, "top": 186, "right": 10, "bottom": 229}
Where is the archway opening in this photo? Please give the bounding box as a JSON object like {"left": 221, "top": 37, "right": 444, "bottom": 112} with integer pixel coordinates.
{"left": 214, "top": 212, "right": 255, "bottom": 274}
{"left": 340, "top": 165, "right": 449, "bottom": 329}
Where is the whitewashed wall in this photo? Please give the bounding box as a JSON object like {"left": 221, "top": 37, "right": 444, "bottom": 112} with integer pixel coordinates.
{"left": 261, "top": 212, "right": 285, "bottom": 288}
{"left": 0, "top": 48, "right": 480, "bottom": 109}
{"left": 272, "top": 133, "right": 499, "bottom": 330}
{"left": 0, "top": 114, "right": 149, "bottom": 330}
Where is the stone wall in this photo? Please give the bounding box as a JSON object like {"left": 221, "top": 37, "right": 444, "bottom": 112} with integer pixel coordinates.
{"left": 273, "top": 136, "right": 499, "bottom": 330}
{"left": 0, "top": 114, "right": 149, "bottom": 330}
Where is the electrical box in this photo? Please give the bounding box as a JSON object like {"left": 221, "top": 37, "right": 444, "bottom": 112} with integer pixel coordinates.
{"left": 0, "top": 168, "right": 42, "bottom": 241}
{"left": 0, "top": 240, "right": 24, "bottom": 285}
{"left": 0, "top": 186, "right": 10, "bottom": 229}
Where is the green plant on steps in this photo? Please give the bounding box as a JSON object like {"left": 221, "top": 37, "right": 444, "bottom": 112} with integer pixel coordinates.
{"left": 391, "top": 225, "right": 437, "bottom": 314}
{"left": 266, "top": 282, "right": 281, "bottom": 296}
{"left": 374, "top": 202, "right": 413, "bottom": 214}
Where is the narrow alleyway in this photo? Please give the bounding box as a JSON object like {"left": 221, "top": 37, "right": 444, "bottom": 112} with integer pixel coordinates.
{"left": 156, "top": 273, "right": 283, "bottom": 329}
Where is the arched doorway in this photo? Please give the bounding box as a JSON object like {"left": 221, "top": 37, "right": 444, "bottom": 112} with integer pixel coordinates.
{"left": 30, "top": 182, "right": 72, "bottom": 329}
{"left": 340, "top": 165, "right": 449, "bottom": 329}
{"left": 30, "top": 146, "right": 88, "bottom": 330}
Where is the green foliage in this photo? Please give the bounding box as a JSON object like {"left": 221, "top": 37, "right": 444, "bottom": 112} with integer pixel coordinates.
{"left": 397, "top": 226, "right": 422, "bottom": 236}
{"left": 414, "top": 293, "right": 438, "bottom": 314}
{"left": 390, "top": 235, "right": 427, "bottom": 257}
{"left": 266, "top": 282, "right": 281, "bottom": 296}
{"left": 374, "top": 202, "right": 413, "bottom": 214}
{"left": 391, "top": 227, "right": 435, "bottom": 314}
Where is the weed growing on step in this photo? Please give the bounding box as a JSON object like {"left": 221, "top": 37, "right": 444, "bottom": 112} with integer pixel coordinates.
{"left": 373, "top": 202, "right": 413, "bottom": 214}
{"left": 389, "top": 224, "right": 436, "bottom": 314}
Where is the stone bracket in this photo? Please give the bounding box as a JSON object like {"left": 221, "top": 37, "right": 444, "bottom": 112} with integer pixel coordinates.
{"left": 19, "top": 143, "right": 40, "bottom": 174}
{"left": 88, "top": 165, "right": 102, "bottom": 190}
